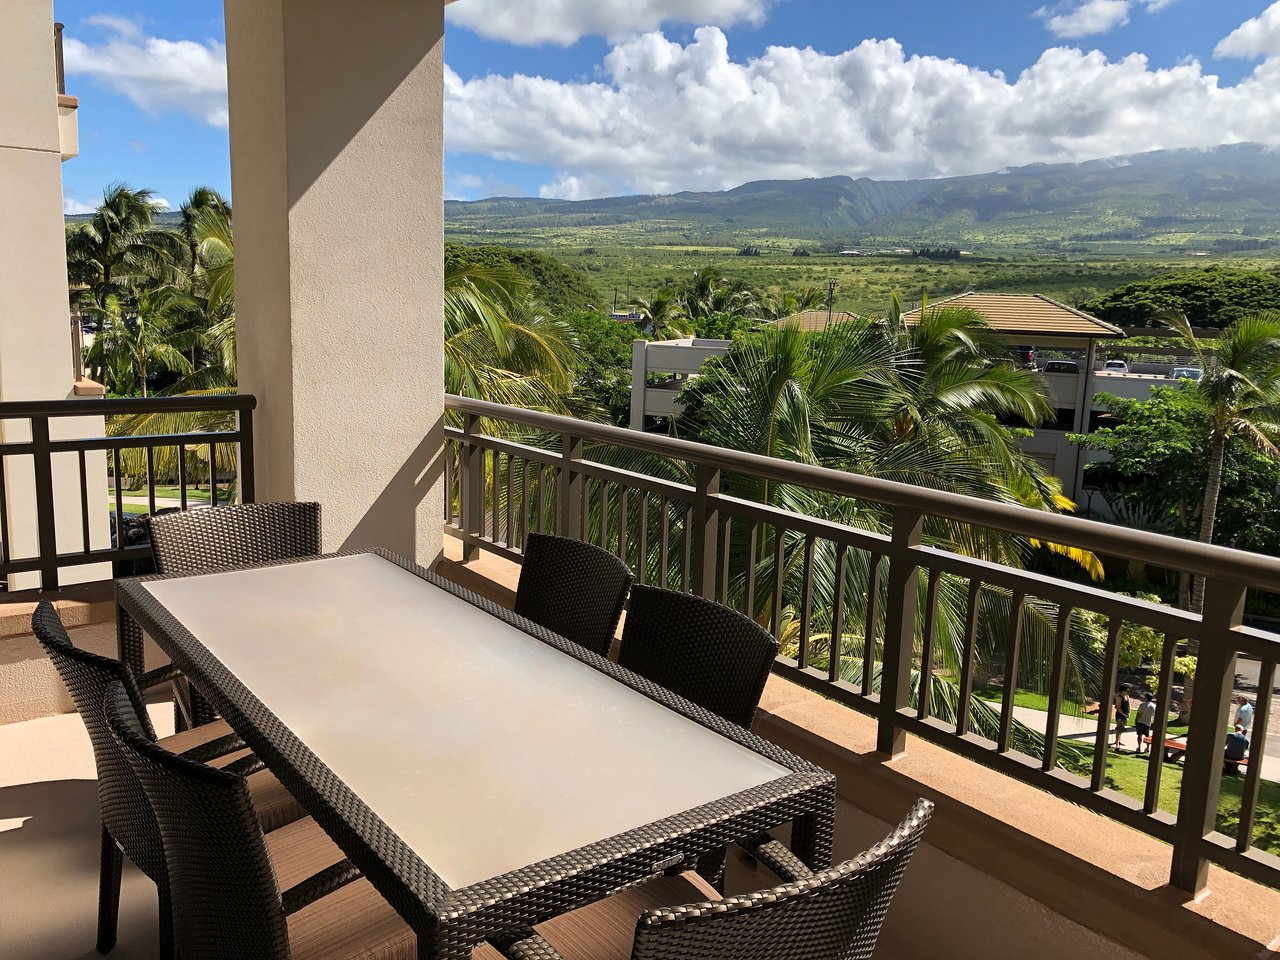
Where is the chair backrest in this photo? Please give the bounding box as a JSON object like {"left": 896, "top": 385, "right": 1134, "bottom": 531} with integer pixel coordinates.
{"left": 618, "top": 585, "right": 778, "bottom": 727}
{"left": 147, "top": 501, "right": 322, "bottom": 576}
{"left": 31, "top": 601, "right": 165, "bottom": 881}
{"left": 514, "top": 533, "right": 633, "bottom": 658}
{"left": 104, "top": 680, "right": 290, "bottom": 960}
{"left": 631, "top": 799, "right": 934, "bottom": 960}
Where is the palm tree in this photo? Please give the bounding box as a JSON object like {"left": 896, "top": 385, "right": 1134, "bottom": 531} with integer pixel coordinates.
{"left": 1165, "top": 311, "right": 1280, "bottom": 613}
{"left": 634, "top": 291, "right": 690, "bottom": 339}
{"left": 444, "top": 261, "right": 578, "bottom": 414}
{"left": 65, "top": 184, "right": 185, "bottom": 307}
{"left": 593, "top": 313, "right": 1100, "bottom": 768}
{"left": 179, "top": 187, "right": 231, "bottom": 271}
{"left": 760, "top": 286, "right": 826, "bottom": 322}
{"left": 84, "top": 288, "right": 195, "bottom": 397}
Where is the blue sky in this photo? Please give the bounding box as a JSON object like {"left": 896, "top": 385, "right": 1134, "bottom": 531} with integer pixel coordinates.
{"left": 55, "top": 0, "right": 1280, "bottom": 210}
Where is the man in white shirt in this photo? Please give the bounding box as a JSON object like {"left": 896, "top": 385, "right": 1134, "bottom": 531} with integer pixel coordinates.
{"left": 1235, "top": 696, "right": 1254, "bottom": 736}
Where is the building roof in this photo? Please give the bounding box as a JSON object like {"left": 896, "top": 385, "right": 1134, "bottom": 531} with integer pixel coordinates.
{"left": 769, "top": 309, "right": 861, "bottom": 332}
{"left": 900, "top": 292, "right": 1123, "bottom": 339}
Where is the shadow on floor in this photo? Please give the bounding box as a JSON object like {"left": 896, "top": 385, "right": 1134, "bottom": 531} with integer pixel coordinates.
{"left": 0, "top": 779, "right": 161, "bottom": 960}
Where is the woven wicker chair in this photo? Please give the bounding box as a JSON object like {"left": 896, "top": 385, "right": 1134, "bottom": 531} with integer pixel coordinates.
{"left": 147, "top": 501, "right": 322, "bottom": 575}
{"left": 104, "top": 680, "right": 416, "bottom": 960}
{"left": 32, "top": 602, "right": 303, "bottom": 958}
{"left": 482, "top": 799, "right": 933, "bottom": 960}
{"left": 145, "top": 501, "right": 321, "bottom": 727}
{"left": 514, "top": 533, "right": 633, "bottom": 658}
{"left": 618, "top": 584, "right": 779, "bottom": 728}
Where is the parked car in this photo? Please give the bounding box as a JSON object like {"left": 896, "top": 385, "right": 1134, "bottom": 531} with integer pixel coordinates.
{"left": 1169, "top": 366, "right": 1203, "bottom": 381}
{"left": 1104, "top": 359, "right": 1129, "bottom": 374}
{"left": 1042, "top": 360, "right": 1080, "bottom": 374}
{"left": 1010, "top": 345, "right": 1038, "bottom": 369}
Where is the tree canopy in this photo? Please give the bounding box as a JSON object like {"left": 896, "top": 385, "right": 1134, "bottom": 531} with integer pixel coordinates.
{"left": 444, "top": 244, "right": 601, "bottom": 319}
{"left": 1082, "top": 267, "right": 1280, "bottom": 329}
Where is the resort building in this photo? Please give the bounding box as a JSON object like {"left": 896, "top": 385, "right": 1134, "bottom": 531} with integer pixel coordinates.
{"left": 630, "top": 293, "right": 1128, "bottom": 501}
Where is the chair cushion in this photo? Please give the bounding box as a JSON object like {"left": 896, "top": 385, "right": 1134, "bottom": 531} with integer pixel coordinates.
{"left": 265, "top": 817, "right": 416, "bottom": 960}
{"left": 158, "top": 720, "right": 304, "bottom": 832}
{"left": 471, "top": 873, "right": 720, "bottom": 960}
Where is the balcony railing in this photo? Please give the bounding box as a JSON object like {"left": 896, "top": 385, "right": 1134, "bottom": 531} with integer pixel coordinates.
{"left": 443, "top": 393, "right": 1280, "bottom": 895}
{"left": 0, "top": 395, "right": 255, "bottom": 592}
{"left": 54, "top": 22, "right": 65, "bottom": 96}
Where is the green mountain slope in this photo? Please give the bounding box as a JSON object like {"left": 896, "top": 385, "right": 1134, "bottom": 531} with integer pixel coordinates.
{"left": 444, "top": 144, "right": 1280, "bottom": 247}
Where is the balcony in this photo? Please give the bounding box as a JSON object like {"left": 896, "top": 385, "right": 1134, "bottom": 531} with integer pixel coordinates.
{"left": 54, "top": 23, "right": 77, "bottom": 161}
{"left": 2, "top": 394, "right": 1279, "bottom": 958}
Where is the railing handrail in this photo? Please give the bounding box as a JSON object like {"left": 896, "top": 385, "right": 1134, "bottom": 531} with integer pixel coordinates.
{"left": 0, "top": 395, "right": 257, "bottom": 418}
{"left": 444, "top": 394, "right": 1280, "bottom": 591}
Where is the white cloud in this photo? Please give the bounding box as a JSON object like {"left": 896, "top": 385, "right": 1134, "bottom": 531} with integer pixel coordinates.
{"left": 1035, "top": 0, "right": 1174, "bottom": 38}
{"left": 82, "top": 14, "right": 144, "bottom": 40}
{"left": 538, "top": 173, "right": 621, "bottom": 200}
{"left": 150, "top": 197, "right": 173, "bottom": 212}
{"left": 64, "top": 19, "right": 228, "bottom": 126}
{"left": 1216, "top": 2, "right": 1280, "bottom": 59}
{"left": 445, "top": 24, "right": 1280, "bottom": 195}
{"left": 63, "top": 197, "right": 95, "bottom": 215}
{"left": 446, "top": 0, "right": 770, "bottom": 46}
{"left": 1036, "top": 0, "right": 1131, "bottom": 39}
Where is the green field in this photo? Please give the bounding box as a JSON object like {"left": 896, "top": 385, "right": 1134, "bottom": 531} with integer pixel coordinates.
{"left": 444, "top": 230, "right": 1280, "bottom": 316}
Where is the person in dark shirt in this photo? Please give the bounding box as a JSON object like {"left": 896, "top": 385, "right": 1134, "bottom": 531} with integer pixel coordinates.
{"left": 1112, "top": 684, "right": 1131, "bottom": 750}
{"left": 1224, "top": 724, "right": 1250, "bottom": 776}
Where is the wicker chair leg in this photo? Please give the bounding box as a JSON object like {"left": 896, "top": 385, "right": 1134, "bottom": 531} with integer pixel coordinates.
{"left": 96, "top": 826, "right": 123, "bottom": 954}
{"left": 694, "top": 847, "right": 727, "bottom": 894}
{"left": 172, "top": 682, "right": 189, "bottom": 734}
{"left": 189, "top": 686, "right": 217, "bottom": 727}
{"left": 157, "top": 887, "right": 175, "bottom": 960}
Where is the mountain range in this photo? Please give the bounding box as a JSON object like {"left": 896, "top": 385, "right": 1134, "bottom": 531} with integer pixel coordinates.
{"left": 444, "top": 144, "right": 1280, "bottom": 247}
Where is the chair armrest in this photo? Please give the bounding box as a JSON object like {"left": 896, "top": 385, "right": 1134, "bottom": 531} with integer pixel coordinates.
{"left": 179, "top": 732, "right": 248, "bottom": 764}
{"left": 223, "top": 754, "right": 267, "bottom": 779}
{"left": 280, "top": 859, "right": 362, "bottom": 915}
{"left": 739, "top": 836, "right": 814, "bottom": 883}
{"left": 494, "top": 930, "right": 565, "bottom": 960}
{"left": 139, "top": 663, "right": 183, "bottom": 689}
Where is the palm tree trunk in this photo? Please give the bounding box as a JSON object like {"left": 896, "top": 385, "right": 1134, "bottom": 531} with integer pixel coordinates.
{"left": 1190, "top": 431, "right": 1226, "bottom": 615}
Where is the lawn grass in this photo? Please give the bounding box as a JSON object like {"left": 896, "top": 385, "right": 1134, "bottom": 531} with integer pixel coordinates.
{"left": 974, "top": 685, "right": 1073, "bottom": 716}
{"left": 120, "top": 485, "right": 211, "bottom": 501}
{"left": 1101, "top": 749, "right": 1280, "bottom": 855}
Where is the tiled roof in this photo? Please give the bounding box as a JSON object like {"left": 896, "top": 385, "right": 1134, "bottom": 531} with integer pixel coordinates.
{"left": 901, "top": 292, "right": 1123, "bottom": 339}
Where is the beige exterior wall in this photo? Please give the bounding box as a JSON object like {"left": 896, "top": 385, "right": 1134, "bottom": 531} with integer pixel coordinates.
{"left": 225, "top": 0, "right": 447, "bottom": 567}
{"left": 0, "top": 2, "right": 109, "bottom": 590}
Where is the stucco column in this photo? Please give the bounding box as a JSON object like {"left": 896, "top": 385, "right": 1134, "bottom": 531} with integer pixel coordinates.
{"left": 224, "top": 0, "right": 446, "bottom": 564}
{"left": 0, "top": 1, "right": 109, "bottom": 589}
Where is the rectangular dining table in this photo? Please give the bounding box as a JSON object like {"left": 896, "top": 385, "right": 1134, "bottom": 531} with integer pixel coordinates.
{"left": 116, "top": 549, "right": 836, "bottom": 960}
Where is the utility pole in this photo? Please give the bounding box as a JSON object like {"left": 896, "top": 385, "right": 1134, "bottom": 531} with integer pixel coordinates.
{"left": 826, "top": 277, "right": 837, "bottom": 327}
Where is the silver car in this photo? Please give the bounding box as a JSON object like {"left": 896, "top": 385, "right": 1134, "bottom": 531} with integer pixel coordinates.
{"left": 1170, "top": 366, "right": 1203, "bottom": 381}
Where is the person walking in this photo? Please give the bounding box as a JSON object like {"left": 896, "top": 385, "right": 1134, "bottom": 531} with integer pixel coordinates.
{"left": 1113, "top": 684, "right": 1132, "bottom": 751}
{"left": 1135, "top": 692, "right": 1157, "bottom": 755}
{"left": 1236, "top": 696, "right": 1254, "bottom": 737}
{"left": 1224, "top": 723, "right": 1250, "bottom": 776}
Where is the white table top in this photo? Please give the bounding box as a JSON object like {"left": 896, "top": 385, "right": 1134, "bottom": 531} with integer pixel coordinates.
{"left": 142, "top": 553, "right": 788, "bottom": 889}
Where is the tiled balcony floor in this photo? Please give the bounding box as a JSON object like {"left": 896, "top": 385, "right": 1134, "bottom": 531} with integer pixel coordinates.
{"left": 0, "top": 702, "right": 176, "bottom": 960}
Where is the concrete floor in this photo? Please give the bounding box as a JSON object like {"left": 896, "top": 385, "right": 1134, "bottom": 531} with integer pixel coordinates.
{"left": 0, "top": 705, "right": 175, "bottom": 960}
